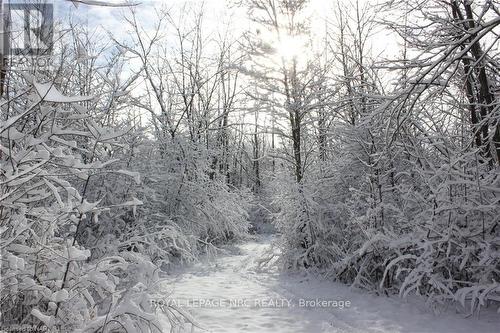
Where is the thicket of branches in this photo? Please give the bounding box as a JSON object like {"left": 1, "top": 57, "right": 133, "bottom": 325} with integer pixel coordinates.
{"left": 1, "top": 0, "right": 500, "bottom": 329}
{"left": 0, "top": 3, "right": 250, "bottom": 331}
{"left": 244, "top": 0, "right": 500, "bottom": 315}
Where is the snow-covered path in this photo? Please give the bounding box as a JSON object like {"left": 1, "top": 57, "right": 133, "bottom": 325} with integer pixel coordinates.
{"left": 158, "top": 236, "right": 500, "bottom": 333}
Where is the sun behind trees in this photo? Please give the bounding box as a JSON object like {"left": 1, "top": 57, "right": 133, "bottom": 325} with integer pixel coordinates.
{"left": 0, "top": 0, "right": 499, "bottom": 331}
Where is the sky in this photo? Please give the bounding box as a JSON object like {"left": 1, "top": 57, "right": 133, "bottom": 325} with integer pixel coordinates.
{"left": 53, "top": 0, "right": 245, "bottom": 38}
{"left": 3, "top": 0, "right": 401, "bottom": 64}
{"left": 48, "top": 0, "right": 399, "bottom": 58}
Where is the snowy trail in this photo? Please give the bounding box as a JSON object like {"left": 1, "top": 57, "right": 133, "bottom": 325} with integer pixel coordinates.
{"left": 158, "top": 236, "right": 500, "bottom": 333}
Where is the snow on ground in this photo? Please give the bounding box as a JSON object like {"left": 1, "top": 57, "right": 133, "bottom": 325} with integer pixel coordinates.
{"left": 156, "top": 236, "right": 500, "bottom": 333}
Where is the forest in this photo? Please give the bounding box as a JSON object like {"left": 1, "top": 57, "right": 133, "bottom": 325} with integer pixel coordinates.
{"left": 0, "top": 0, "right": 499, "bottom": 332}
